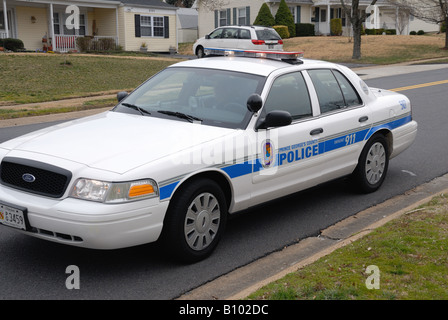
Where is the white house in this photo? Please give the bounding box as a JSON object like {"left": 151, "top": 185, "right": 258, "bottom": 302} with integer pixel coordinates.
{"left": 0, "top": 0, "right": 179, "bottom": 52}
{"left": 193, "top": 0, "right": 439, "bottom": 38}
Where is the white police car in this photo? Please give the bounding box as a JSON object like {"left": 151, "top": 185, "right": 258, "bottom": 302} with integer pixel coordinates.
{"left": 0, "top": 49, "right": 417, "bottom": 262}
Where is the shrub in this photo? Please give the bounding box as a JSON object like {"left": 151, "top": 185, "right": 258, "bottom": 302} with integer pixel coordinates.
{"left": 75, "top": 36, "right": 92, "bottom": 52}
{"left": 295, "top": 23, "right": 315, "bottom": 37}
{"left": 275, "top": 0, "right": 295, "bottom": 37}
{"left": 330, "top": 18, "right": 342, "bottom": 36}
{"left": 0, "top": 38, "right": 24, "bottom": 51}
{"left": 253, "top": 3, "right": 275, "bottom": 27}
{"left": 417, "top": 30, "right": 425, "bottom": 35}
{"left": 75, "top": 36, "right": 117, "bottom": 52}
{"left": 410, "top": 31, "right": 417, "bottom": 35}
{"left": 365, "top": 28, "right": 396, "bottom": 35}
{"left": 273, "top": 25, "right": 290, "bottom": 39}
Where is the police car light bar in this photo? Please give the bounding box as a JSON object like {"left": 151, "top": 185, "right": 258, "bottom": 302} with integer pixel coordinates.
{"left": 204, "top": 48, "right": 304, "bottom": 64}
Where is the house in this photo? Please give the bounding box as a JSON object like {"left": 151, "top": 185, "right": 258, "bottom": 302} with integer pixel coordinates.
{"left": 177, "top": 7, "right": 198, "bottom": 43}
{"left": 0, "top": 0, "right": 178, "bottom": 52}
{"left": 193, "top": 0, "right": 439, "bottom": 38}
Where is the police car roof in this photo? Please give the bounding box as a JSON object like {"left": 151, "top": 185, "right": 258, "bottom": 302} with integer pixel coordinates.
{"left": 170, "top": 56, "right": 334, "bottom": 77}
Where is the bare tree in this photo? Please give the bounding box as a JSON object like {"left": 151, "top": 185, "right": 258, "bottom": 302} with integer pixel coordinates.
{"left": 340, "top": 0, "right": 378, "bottom": 59}
{"left": 195, "top": 0, "right": 229, "bottom": 12}
{"left": 395, "top": 5, "right": 410, "bottom": 35}
{"left": 388, "top": 0, "right": 448, "bottom": 48}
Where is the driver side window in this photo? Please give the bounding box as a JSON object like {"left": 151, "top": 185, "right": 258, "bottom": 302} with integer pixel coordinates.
{"left": 264, "top": 72, "right": 312, "bottom": 120}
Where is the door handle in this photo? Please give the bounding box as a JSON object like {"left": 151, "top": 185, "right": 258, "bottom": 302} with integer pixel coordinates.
{"left": 359, "top": 116, "right": 369, "bottom": 123}
{"left": 310, "top": 128, "right": 323, "bottom": 135}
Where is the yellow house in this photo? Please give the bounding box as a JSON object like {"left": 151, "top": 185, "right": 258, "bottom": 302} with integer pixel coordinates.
{"left": 0, "top": 0, "right": 178, "bottom": 52}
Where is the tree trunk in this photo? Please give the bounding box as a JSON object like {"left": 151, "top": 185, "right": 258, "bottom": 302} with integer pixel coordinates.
{"left": 445, "top": 15, "right": 448, "bottom": 49}
{"left": 352, "top": 21, "right": 362, "bottom": 59}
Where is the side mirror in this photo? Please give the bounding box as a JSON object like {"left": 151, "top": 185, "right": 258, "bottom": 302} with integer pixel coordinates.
{"left": 117, "top": 91, "right": 128, "bottom": 102}
{"left": 205, "top": 34, "right": 210, "bottom": 39}
{"left": 247, "top": 94, "right": 263, "bottom": 113}
{"left": 256, "top": 110, "right": 292, "bottom": 130}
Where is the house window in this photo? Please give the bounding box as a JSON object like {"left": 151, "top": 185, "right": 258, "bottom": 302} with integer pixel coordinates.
{"left": 237, "top": 7, "right": 246, "bottom": 25}
{"left": 53, "top": 13, "right": 60, "bottom": 34}
{"left": 140, "top": 15, "right": 165, "bottom": 38}
{"left": 289, "top": 7, "right": 295, "bottom": 23}
{"left": 219, "top": 10, "right": 227, "bottom": 26}
{"left": 140, "top": 16, "right": 152, "bottom": 36}
{"left": 153, "top": 16, "right": 164, "bottom": 37}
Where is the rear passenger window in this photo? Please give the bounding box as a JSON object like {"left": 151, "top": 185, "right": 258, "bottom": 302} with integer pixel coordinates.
{"left": 333, "top": 70, "right": 362, "bottom": 107}
{"left": 239, "top": 29, "right": 251, "bottom": 39}
{"left": 264, "top": 72, "right": 312, "bottom": 120}
{"left": 308, "top": 69, "right": 362, "bottom": 114}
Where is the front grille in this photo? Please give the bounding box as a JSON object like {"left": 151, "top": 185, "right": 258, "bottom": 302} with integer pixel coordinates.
{"left": 0, "top": 157, "right": 72, "bottom": 198}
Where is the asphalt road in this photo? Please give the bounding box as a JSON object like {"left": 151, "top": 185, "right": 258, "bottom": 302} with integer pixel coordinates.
{"left": 0, "top": 66, "right": 447, "bottom": 300}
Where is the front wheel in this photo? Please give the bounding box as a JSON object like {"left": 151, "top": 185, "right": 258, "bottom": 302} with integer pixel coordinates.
{"left": 161, "top": 178, "right": 227, "bottom": 263}
{"left": 196, "top": 46, "right": 205, "bottom": 58}
{"left": 352, "top": 134, "right": 389, "bottom": 193}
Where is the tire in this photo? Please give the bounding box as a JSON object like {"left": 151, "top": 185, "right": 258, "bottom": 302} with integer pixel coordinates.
{"left": 352, "top": 134, "right": 389, "bottom": 193}
{"left": 196, "top": 46, "right": 205, "bottom": 59}
{"left": 161, "top": 178, "right": 227, "bottom": 263}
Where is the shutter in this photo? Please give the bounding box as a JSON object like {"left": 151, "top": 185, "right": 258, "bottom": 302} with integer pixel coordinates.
{"left": 246, "top": 6, "right": 250, "bottom": 25}
{"left": 135, "top": 14, "right": 141, "bottom": 37}
{"left": 214, "top": 10, "right": 218, "bottom": 28}
{"left": 226, "top": 8, "right": 231, "bottom": 26}
{"left": 164, "top": 16, "right": 169, "bottom": 38}
{"left": 233, "top": 8, "right": 237, "bottom": 25}
{"left": 297, "top": 6, "right": 301, "bottom": 23}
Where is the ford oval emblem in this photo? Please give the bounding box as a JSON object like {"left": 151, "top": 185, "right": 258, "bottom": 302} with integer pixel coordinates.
{"left": 22, "top": 173, "right": 36, "bottom": 183}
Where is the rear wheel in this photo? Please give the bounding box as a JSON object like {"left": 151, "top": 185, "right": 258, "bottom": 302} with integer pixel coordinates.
{"left": 353, "top": 134, "right": 389, "bottom": 193}
{"left": 162, "top": 178, "right": 227, "bottom": 263}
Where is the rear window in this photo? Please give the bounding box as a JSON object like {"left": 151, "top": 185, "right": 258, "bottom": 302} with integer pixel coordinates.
{"left": 256, "top": 29, "right": 281, "bottom": 40}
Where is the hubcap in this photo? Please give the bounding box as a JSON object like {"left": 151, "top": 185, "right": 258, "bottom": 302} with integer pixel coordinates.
{"left": 184, "top": 192, "right": 220, "bottom": 251}
{"left": 365, "top": 142, "right": 386, "bottom": 185}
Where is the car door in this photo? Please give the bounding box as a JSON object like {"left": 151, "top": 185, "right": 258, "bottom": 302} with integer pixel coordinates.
{"left": 206, "top": 27, "right": 224, "bottom": 48}
{"left": 220, "top": 27, "right": 240, "bottom": 49}
{"left": 249, "top": 71, "right": 327, "bottom": 206}
{"left": 305, "top": 68, "right": 372, "bottom": 181}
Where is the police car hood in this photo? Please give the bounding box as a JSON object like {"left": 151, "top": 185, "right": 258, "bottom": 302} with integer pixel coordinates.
{"left": 1, "top": 112, "right": 236, "bottom": 174}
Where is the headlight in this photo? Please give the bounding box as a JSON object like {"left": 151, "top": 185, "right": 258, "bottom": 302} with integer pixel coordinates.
{"left": 70, "top": 178, "right": 158, "bottom": 203}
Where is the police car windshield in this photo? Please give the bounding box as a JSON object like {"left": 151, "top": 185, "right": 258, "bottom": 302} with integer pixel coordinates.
{"left": 114, "top": 67, "right": 265, "bottom": 129}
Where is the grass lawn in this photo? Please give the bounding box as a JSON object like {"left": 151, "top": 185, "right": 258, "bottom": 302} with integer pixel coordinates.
{"left": 284, "top": 34, "right": 448, "bottom": 64}
{"left": 0, "top": 54, "right": 176, "bottom": 104}
{"left": 181, "top": 34, "right": 448, "bottom": 64}
{"left": 247, "top": 194, "right": 448, "bottom": 300}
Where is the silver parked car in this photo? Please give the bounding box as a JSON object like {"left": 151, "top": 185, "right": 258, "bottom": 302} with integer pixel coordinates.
{"left": 193, "top": 25, "right": 283, "bottom": 58}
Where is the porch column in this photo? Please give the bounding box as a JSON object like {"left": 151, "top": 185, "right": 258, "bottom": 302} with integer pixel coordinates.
{"left": 115, "top": 7, "right": 119, "bottom": 45}
{"left": 327, "top": 2, "right": 330, "bottom": 35}
{"left": 49, "top": 3, "right": 54, "bottom": 48}
{"left": 2, "top": 0, "right": 9, "bottom": 38}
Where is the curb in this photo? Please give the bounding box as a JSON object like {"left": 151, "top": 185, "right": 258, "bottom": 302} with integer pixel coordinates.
{"left": 177, "top": 173, "right": 448, "bottom": 300}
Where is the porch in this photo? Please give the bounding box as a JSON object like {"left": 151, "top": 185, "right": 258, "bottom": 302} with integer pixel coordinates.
{"left": 312, "top": 1, "right": 396, "bottom": 36}
{"left": 1, "top": 0, "right": 121, "bottom": 52}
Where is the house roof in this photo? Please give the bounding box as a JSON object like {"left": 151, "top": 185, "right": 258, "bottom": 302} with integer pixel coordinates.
{"left": 177, "top": 8, "right": 198, "bottom": 29}
{"left": 111, "top": 0, "right": 176, "bottom": 9}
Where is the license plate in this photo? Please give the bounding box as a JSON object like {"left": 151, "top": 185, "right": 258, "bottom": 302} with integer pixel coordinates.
{"left": 268, "top": 44, "right": 274, "bottom": 49}
{"left": 0, "top": 201, "right": 28, "bottom": 231}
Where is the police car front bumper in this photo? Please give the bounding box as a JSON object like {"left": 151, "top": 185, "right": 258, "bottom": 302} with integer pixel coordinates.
{"left": 0, "top": 185, "right": 169, "bottom": 249}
